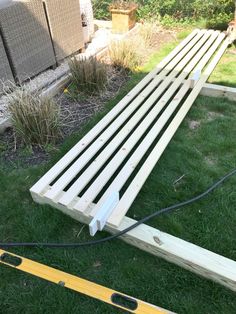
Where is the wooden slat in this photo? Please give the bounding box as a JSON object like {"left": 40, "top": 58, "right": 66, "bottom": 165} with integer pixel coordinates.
{"left": 30, "top": 29, "right": 200, "bottom": 197}
{"left": 86, "top": 32, "right": 223, "bottom": 218}
{"left": 108, "top": 35, "right": 228, "bottom": 227}
{"left": 58, "top": 30, "right": 211, "bottom": 207}
{"left": 83, "top": 81, "right": 191, "bottom": 216}
{"left": 58, "top": 31, "right": 212, "bottom": 207}
{"left": 73, "top": 31, "right": 222, "bottom": 215}
{"left": 46, "top": 30, "right": 207, "bottom": 203}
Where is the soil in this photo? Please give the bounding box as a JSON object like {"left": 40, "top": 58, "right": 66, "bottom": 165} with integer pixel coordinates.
{"left": 0, "top": 130, "right": 51, "bottom": 167}
{"left": 0, "top": 27, "right": 177, "bottom": 167}
{"left": 58, "top": 66, "right": 130, "bottom": 137}
{"left": 188, "top": 120, "right": 201, "bottom": 130}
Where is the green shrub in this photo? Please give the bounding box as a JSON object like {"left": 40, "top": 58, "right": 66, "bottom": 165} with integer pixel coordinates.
{"left": 139, "top": 21, "right": 160, "bottom": 46}
{"left": 206, "top": 12, "right": 232, "bottom": 30}
{"left": 7, "top": 86, "right": 61, "bottom": 146}
{"left": 69, "top": 56, "right": 108, "bottom": 94}
{"left": 92, "top": 0, "right": 111, "bottom": 20}
{"left": 109, "top": 0, "right": 137, "bottom": 10}
{"left": 92, "top": 0, "right": 235, "bottom": 29}
{"left": 109, "top": 39, "right": 142, "bottom": 71}
{"left": 136, "top": 0, "right": 160, "bottom": 20}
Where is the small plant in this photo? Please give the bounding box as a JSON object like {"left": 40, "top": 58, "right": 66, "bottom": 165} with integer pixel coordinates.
{"left": 109, "top": 39, "right": 142, "bottom": 71}
{"left": 69, "top": 56, "right": 108, "bottom": 94}
{"left": 109, "top": 0, "right": 137, "bottom": 11}
{"left": 139, "top": 21, "right": 160, "bottom": 47}
{"left": 7, "top": 86, "right": 61, "bottom": 146}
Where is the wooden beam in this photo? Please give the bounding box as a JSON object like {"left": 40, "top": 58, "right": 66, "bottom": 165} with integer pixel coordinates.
{"left": 200, "top": 82, "right": 236, "bottom": 101}
{"left": 161, "top": 77, "right": 236, "bottom": 102}
{"left": 41, "top": 75, "right": 70, "bottom": 99}
{"left": 106, "top": 216, "right": 236, "bottom": 292}
{"left": 31, "top": 190, "right": 236, "bottom": 292}
{"left": 29, "top": 32, "right": 236, "bottom": 292}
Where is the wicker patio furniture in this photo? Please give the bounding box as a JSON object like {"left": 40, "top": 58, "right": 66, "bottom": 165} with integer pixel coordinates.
{"left": 43, "top": 0, "right": 84, "bottom": 62}
{"left": 0, "top": 0, "right": 56, "bottom": 83}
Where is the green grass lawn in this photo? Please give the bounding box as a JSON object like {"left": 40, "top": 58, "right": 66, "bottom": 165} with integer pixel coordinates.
{"left": 0, "top": 36, "right": 236, "bottom": 314}
{"left": 209, "top": 43, "right": 236, "bottom": 87}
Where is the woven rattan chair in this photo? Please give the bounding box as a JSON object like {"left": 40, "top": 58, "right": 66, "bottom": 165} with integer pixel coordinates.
{"left": 0, "top": 0, "right": 56, "bottom": 83}
{"left": 44, "top": 0, "right": 84, "bottom": 62}
{"left": 0, "top": 33, "right": 14, "bottom": 93}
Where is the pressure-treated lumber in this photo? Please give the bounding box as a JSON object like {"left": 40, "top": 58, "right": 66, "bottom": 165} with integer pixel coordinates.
{"left": 30, "top": 191, "right": 236, "bottom": 292}
{"left": 44, "top": 30, "right": 207, "bottom": 203}
{"left": 30, "top": 29, "right": 200, "bottom": 197}
{"left": 108, "top": 35, "right": 228, "bottom": 227}
{"left": 201, "top": 82, "right": 236, "bottom": 101}
{"left": 160, "top": 77, "right": 236, "bottom": 102}
{"left": 58, "top": 30, "right": 216, "bottom": 208}
{"left": 30, "top": 30, "right": 230, "bottom": 229}
{"left": 79, "top": 81, "right": 192, "bottom": 215}
{"left": 106, "top": 216, "right": 236, "bottom": 293}
{"left": 75, "top": 31, "right": 224, "bottom": 216}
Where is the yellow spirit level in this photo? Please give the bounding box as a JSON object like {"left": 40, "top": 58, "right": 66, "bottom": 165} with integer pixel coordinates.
{"left": 0, "top": 249, "right": 174, "bottom": 314}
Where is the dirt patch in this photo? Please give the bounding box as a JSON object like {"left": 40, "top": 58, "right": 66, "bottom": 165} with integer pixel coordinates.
{"left": 150, "top": 28, "right": 177, "bottom": 49}
{"left": 204, "top": 156, "right": 218, "bottom": 166}
{"left": 188, "top": 120, "right": 201, "bottom": 130}
{"left": 227, "top": 50, "right": 236, "bottom": 55}
{"left": 0, "top": 129, "right": 50, "bottom": 167}
{"left": 142, "top": 26, "right": 177, "bottom": 61}
{"left": 58, "top": 66, "right": 130, "bottom": 137}
{"left": 207, "top": 111, "right": 224, "bottom": 122}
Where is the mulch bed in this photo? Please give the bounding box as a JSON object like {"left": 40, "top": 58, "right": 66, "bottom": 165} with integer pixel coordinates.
{"left": 0, "top": 27, "right": 177, "bottom": 167}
